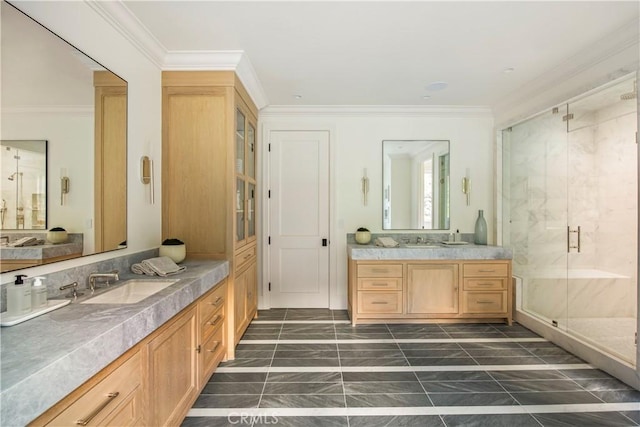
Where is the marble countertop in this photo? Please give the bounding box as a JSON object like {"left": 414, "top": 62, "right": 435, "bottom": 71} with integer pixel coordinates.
{"left": 0, "top": 241, "right": 83, "bottom": 260}
{"left": 0, "top": 259, "right": 229, "bottom": 427}
{"left": 348, "top": 243, "right": 513, "bottom": 260}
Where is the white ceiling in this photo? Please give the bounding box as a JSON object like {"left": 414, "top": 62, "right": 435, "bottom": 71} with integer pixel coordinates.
{"left": 121, "top": 1, "right": 639, "bottom": 108}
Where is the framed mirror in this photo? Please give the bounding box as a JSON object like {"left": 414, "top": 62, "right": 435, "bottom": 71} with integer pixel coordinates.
{"left": 382, "top": 140, "right": 450, "bottom": 230}
{"left": 1, "top": 1, "right": 127, "bottom": 272}
{"left": 1, "top": 140, "right": 48, "bottom": 230}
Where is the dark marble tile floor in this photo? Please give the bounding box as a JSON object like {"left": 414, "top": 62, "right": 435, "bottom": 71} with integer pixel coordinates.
{"left": 183, "top": 309, "right": 640, "bottom": 427}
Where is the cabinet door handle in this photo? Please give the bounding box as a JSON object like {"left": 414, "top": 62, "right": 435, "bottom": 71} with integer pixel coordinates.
{"left": 476, "top": 283, "right": 494, "bottom": 286}
{"left": 196, "top": 345, "right": 202, "bottom": 353}
{"left": 370, "top": 283, "right": 389, "bottom": 287}
{"left": 478, "top": 269, "right": 496, "bottom": 273}
{"left": 210, "top": 297, "right": 223, "bottom": 306}
{"left": 208, "top": 315, "right": 222, "bottom": 326}
{"left": 476, "top": 301, "right": 493, "bottom": 304}
{"left": 207, "top": 341, "right": 220, "bottom": 353}
{"left": 371, "top": 301, "right": 388, "bottom": 305}
{"left": 76, "top": 392, "right": 120, "bottom": 425}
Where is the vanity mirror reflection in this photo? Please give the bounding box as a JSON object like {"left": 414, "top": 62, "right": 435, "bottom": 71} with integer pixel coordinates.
{"left": 382, "top": 140, "right": 450, "bottom": 230}
{"left": 1, "top": 140, "right": 47, "bottom": 230}
{"left": 0, "top": 1, "right": 127, "bottom": 272}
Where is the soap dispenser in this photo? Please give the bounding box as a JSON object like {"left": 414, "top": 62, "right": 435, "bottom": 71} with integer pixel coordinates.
{"left": 31, "top": 276, "right": 47, "bottom": 309}
{"left": 7, "top": 274, "right": 31, "bottom": 316}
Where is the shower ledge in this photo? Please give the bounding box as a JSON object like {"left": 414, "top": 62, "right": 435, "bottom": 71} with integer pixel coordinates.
{"left": 514, "top": 269, "right": 628, "bottom": 280}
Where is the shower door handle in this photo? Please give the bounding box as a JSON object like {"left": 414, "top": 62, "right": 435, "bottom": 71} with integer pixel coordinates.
{"left": 567, "top": 226, "right": 581, "bottom": 253}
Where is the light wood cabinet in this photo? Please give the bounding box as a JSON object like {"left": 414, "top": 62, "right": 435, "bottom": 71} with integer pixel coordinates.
{"left": 352, "top": 262, "right": 404, "bottom": 319}
{"left": 145, "top": 280, "right": 230, "bottom": 426}
{"left": 30, "top": 280, "right": 229, "bottom": 427}
{"left": 461, "top": 262, "right": 512, "bottom": 323}
{"left": 197, "top": 280, "right": 227, "bottom": 386}
{"left": 162, "top": 71, "right": 258, "bottom": 358}
{"left": 146, "top": 306, "right": 199, "bottom": 427}
{"left": 94, "top": 71, "right": 127, "bottom": 253}
{"left": 234, "top": 247, "right": 257, "bottom": 344}
{"left": 348, "top": 258, "right": 512, "bottom": 326}
{"left": 35, "top": 350, "right": 143, "bottom": 427}
{"left": 407, "top": 263, "right": 459, "bottom": 315}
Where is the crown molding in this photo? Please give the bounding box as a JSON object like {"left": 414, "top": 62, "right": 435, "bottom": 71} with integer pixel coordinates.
{"left": 85, "top": 0, "right": 166, "bottom": 68}
{"left": 163, "top": 51, "right": 269, "bottom": 109}
{"left": 2, "top": 105, "right": 94, "bottom": 115}
{"left": 260, "top": 105, "right": 493, "bottom": 118}
{"left": 163, "top": 50, "right": 243, "bottom": 70}
{"left": 88, "top": 1, "right": 269, "bottom": 109}
{"left": 236, "top": 55, "right": 269, "bottom": 111}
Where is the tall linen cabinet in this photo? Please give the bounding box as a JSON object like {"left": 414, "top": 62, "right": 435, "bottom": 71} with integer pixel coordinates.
{"left": 162, "top": 71, "right": 258, "bottom": 359}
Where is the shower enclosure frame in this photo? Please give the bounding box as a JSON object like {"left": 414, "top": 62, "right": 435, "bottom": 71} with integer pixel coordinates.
{"left": 499, "top": 73, "right": 640, "bottom": 389}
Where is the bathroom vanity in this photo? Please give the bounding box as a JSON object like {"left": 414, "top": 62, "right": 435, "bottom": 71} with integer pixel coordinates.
{"left": 347, "top": 244, "right": 513, "bottom": 326}
{"left": 0, "top": 260, "right": 229, "bottom": 427}
{"left": 0, "top": 240, "right": 83, "bottom": 272}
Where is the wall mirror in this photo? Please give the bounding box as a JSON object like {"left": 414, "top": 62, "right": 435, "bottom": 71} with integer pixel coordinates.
{"left": 382, "top": 140, "right": 450, "bottom": 230}
{"left": 1, "top": 1, "right": 128, "bottom": 272}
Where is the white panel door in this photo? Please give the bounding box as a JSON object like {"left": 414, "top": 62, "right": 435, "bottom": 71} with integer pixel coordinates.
{"left": 268, "top": 130, "right": 329, "bottom": 307}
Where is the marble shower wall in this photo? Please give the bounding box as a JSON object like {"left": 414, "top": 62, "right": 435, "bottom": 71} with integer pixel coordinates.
{"left": 505, "top": 82, "right": 637, "bottom": 322}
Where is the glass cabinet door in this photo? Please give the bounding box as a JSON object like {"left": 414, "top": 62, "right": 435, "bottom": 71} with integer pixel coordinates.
{"left": 235, "top": 105, "right": 257, "bottom": 247}
{"left": 248, "top": 182, "right": 256, "bottom": 238}
{"left": 236, "top": 178, "right": 245, "bottom": 242}
{"left": 235, "top": 109, "right": 245, "bottom": 175}
{"left": 247, "top": 122, "right": 256, "bottom": 179}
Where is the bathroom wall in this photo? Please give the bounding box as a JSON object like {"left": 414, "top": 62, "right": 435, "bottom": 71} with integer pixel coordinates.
{"left": 0, "top": 1, "right": 162, "bottom": 284}
{"left": 260, "top": 109, "right": 494, "bottom": 309}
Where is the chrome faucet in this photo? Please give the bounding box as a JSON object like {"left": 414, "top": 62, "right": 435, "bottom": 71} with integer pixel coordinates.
{"left": 416, "top": 236, "right": 423, "bottom": 243}
{"left": 88, "top": 270, "right": 119, "bottom": 293}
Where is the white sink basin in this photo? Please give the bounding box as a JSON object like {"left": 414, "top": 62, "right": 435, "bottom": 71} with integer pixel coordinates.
{"left": 82, "top": 279, "right": 178, "bottom": 304}
{"left": 403, "top": 244, "right": 441, "bottom": 248}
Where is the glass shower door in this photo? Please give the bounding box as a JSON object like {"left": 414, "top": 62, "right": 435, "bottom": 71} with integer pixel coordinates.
{"left": 566, "top": 77, "right": 638, "bottom": 366}
{"left": 503, "top": 106, "right": 570, "bottom": 331}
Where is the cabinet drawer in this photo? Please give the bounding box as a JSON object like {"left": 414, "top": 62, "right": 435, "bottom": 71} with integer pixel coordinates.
{"left": 235, "top": 245, "right": 256, "bottom": 272}
{"left": 47, "top": 352, "right": 142, "bottom": 426}
{"left": 358, "top": 278, "right": 402, "bottom": 291}
{"left": 357, "top": 264, "right": 403, "bottom": 278}
{"left": 463, "top": 263, "right": 509, "bottom": 277}
{"left": 463, "top": 291, "right": 507, "bottom": 314}
{"left": 464, "top": 278, "right": 506, "bottom": 291}
{"left": 199, "top": 282, "right": 226, "bottom": 327}
{"left": 202, "top": 310, "right": 225, "bottom": 341}
{"left": 201, "top": 323, "right": 225, "bottom": 378}
{"left": 357, "top": 291, "right": 402, "bottom": 314}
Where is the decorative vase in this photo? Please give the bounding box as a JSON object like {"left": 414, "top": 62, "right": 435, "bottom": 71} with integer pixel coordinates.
{"left": 160, "top": 238, "right": 186, "bottom": 263}
{"left": 46, "top": 227, "right": 68, "bottom": 244}
{"left": 355, "top": 230, "right": 372, "bottom": 245}
{"left": 474, "top": 210, "right": 487, "bottom": 245}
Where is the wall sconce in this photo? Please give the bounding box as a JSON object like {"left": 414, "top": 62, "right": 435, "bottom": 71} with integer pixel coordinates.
{"left": 462, "top": 169, "right": 471, "bottom": 206}
{"left": 362, "top": 168, "right": 369, "bottom": 206}
{"left": 141, "top": 156, "right": 154, "bottom": 204}
{"left": 60, "top": 168, "right": 70, "bottom": 205}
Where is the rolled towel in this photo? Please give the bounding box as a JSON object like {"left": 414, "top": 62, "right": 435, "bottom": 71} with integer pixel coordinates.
{"left": 141, "top": 256, "right": 186, "bottom": 276}
{"left": 131, "top": 262, "right": 156, "bottom": 275}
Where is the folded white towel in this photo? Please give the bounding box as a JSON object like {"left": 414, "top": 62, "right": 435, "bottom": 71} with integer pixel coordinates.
{"left": 131, "top": 256, "right": 186, "bottom": 276}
